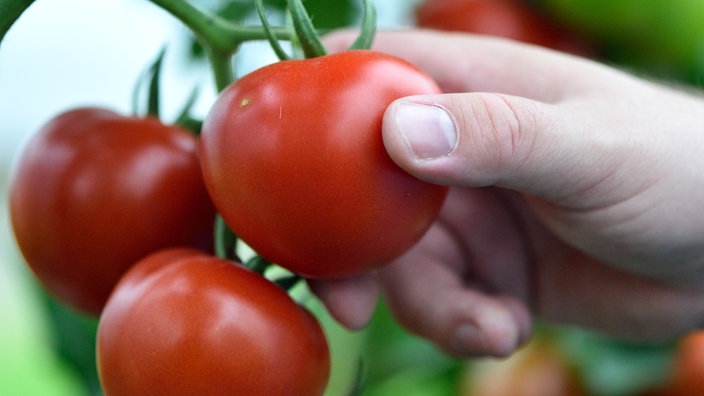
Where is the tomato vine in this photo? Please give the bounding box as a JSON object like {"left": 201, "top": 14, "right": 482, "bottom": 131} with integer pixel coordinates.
{"left": 146, "top": 0, "right": 292, "bottom": 90}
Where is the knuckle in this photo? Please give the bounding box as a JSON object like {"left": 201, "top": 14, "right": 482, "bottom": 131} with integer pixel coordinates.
{"left": 459, "top": 93, "right": 536, "bottom": 183}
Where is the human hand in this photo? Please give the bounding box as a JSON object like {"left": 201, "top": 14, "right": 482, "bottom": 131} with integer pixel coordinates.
{"left": 311, "top": 30, "right": 704, "bottom": 358}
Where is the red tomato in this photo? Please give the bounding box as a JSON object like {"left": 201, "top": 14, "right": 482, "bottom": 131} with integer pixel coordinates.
{"left": 97, "top": 248, "right": 330, "bottom": 396}
{"left": 648, "top": 331, "right": 704, "bottom": 395}
{"left": 200, "top": 50, "right": 448, "bottom": 279}
{"left": 416, "top": 0, "right": 591, "bottom": 54}
{"left": 9, "top": 108, "right": 215, "bottom": 315}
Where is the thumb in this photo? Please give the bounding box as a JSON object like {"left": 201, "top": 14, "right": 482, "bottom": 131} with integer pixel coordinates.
{"left": 383, "top": 93, "right": 593, "bottom": 199}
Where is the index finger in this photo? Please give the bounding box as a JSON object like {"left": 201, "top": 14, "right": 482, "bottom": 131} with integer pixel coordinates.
{"left": 324, "top": 29, "right": 608, "bottom": 102}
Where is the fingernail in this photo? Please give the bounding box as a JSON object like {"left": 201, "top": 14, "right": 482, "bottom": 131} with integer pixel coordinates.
{"left": 394, "top": 101, "right": 458, "bottom": 160}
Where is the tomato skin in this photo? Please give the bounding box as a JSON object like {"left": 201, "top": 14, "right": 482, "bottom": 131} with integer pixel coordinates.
{"left": 200, "top": 50, "right": 448, "bottom": 279}
{"left": 9, "top": 108, "right": 215, "bottom": 315}
{"left": 649, "top": 331, "right": 704, "bottom": 395}
{"left": 416, "top": 0, "right": 591, "bottom": 54}
{"left": 97, "top": 248, "right": 330, "bottom": 396}
{"left": 461, "top": 337, "right": 585, "bottom": 396}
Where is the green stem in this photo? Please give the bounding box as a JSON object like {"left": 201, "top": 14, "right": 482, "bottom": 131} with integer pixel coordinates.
{"left": 206, "top": 46, "right": 235, "bottom": 92}
{"left": 348, "top": 0, "right": 377, "bottom": 51}
{"left": 256, "top": 0, "right": 291, "bottom": 61}
{"left": 214, "top": 215, "right": 239, "bottom": 261}
{"left": 274, "top": 274, "right": 303, "bottom": 291}
{"left": 245, "top": 255, "right": 272, "bottom": 275}
{"left": 287, "top": 0, "right": 327, "bottom": 58}
{"left": 148, "top": 0, "right": 292, "bottom": 90}
{"left": 0, "top": 0, "right": 35, "bottom": 47}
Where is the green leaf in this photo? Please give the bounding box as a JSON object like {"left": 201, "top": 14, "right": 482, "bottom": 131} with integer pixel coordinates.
{"left": 0, "top": 0, "right": 35, "bottom": 47}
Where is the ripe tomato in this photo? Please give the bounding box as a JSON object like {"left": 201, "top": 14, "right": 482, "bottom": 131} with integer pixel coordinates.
{"left": 649, "top": 331, "right": 704, "bottom": 395}
{"left": 9, "top": 108, "right": 215, "bottom": 315}
{"left": 97, "top": 248, "right": 330, "bottom": 396}
{"left": 460, "top": 337, "right": 585, "bottom": 396}
{"left": 415, "top": 0, "right": 592, "bottom": 55}
{"left": 200, "top": 50, "right": 448, "bottom": 279}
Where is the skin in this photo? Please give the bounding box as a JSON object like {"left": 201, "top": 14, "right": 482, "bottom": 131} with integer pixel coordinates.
{"left": 312, "top": 30, "right": 704, "bottom": 358}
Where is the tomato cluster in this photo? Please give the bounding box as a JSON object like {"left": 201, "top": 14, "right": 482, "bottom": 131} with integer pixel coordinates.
{"left": 9, "top": 47, "right": 446, "bottom": 394}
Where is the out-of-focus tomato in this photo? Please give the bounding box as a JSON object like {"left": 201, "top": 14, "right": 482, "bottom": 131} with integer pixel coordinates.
{"left": 9, "top": 108, "right": 215, "bottom": 315}
{"left": 96, "top": 248, "right": 330, "bottom": 396}
{"left": 415, "top": 0, "right": 593, "bottom": 55}
{"left": 645, "top": 331, "right": 704, "bottom": 395}
{"left": 460, "top": 337, "right": 585, "bottom": 396}
{"left": 199, "top": 50, "right": 448, "bottom": 279}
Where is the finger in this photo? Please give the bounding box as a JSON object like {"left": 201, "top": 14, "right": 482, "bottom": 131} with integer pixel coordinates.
{"left": 379, "top": 226, "right": 532, "bottom": 358}
{"left": 325, "top": 29, "right": 604, "bottom": 101}
{"left": 381, "top": 92, "right": 617, "bottom": 202}
{"left": 439, "top": 188, "right": 532, "bottom": 303}
{"left": 308, "top": 274, "right": 379, "bottom": 330}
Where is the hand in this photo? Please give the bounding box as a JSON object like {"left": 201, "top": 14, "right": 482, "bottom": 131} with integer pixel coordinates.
{"left": 312, "top": 30, "right": 704, "bottom": 358}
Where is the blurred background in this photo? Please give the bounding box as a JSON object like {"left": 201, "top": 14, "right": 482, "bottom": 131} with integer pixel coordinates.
{"left": 2, "top": 0, "right": 703, "bottom": 395}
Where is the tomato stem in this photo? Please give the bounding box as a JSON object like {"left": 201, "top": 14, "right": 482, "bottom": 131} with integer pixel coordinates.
{"left": 348, "top": 0, "right": 377, "bottom": 51}
{"left": 245, "top": 255, "right": 272, "bottom": 275}
{"left": 273, "top": 274, "right": 302, "bottom": 291}
{"left": 256, "top": 0, "right": 291, "bottom": 61}
{"left": 214, "top": 215, "right": 239, "bottom": 261}
{"left": 148, "top": 0, "right": 292, "bottom": 90}
{"left": 287, "top": 0, "right": 327, "bottom": 58}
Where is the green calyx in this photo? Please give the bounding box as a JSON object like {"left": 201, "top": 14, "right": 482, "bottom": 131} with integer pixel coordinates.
{"left": 258, "top": 0, "right": 378, "bottom": 61}
{"left": 148, "top": 0, "right": 293, "bottom": 91}
{"left": 130, "top": 48, "right": 201, "bottom": 134}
